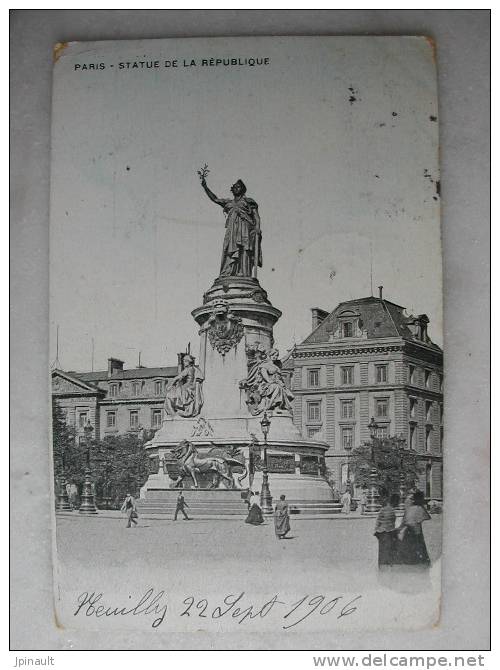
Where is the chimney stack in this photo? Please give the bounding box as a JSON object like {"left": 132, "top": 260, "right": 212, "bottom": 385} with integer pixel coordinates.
{"left": 378, "top": 286, "right": 383, "bottom": 300}
{"left": 107, "top": 357, "right": 124, "bottom": 377}
{"left": 311, "top": 307, "right": 329, "bottom": 330}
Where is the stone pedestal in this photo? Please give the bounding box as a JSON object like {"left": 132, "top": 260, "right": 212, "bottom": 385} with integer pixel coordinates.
{"left": 141, "top": 276, "right": 335, "bottom": 514}
{"left": 56, "top": 473, "right": 72, "bottom": 512}
{"left": 365, "top": 467, "right": 381, "bottom": 514}
{"left": 79, "top": 468, "right": 98, "bottom": 515}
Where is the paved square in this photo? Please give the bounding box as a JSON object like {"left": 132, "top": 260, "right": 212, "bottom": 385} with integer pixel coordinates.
{"left": 55, "top": 512, "right": 442, "bottom": 634}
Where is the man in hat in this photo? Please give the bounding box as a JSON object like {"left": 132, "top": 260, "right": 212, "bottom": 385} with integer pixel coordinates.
{"left": 121, "top": 492, "right": 138, "bottom": 528}
{"left": 174, "top": 491, "right": 191, "bottom": 521}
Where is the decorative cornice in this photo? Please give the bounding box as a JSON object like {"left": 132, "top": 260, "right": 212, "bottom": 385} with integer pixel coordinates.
{"left": 292, "top": 385, "right": 443, "bottom": 400}
{"left": 293, "top": 345, "right": 403, "bottom": 358}
{"left": 99, "top": 398, "right": 166, "bottom": 406}
{"left": 53, "top": 391, "right": 103, "bottom": 398}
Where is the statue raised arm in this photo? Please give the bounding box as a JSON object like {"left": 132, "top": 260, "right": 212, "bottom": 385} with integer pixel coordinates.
{"left": 199, "top": 170, "right": 262, "bottom": 278}
{"left": 201, "top": 177, "right": 226, "bottom": 207}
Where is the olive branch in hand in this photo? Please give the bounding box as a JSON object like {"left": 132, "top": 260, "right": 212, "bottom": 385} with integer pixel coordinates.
{"left": 197, "top": 164, "right": 210, "bottom": 181}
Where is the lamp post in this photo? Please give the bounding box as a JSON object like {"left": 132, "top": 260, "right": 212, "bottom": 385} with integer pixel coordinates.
{"left": 56, "top": 449, "right": 71, "bottom": 512}
{"left": 259, "top": 411, "right": 273, "bottom": 515}
{"left": 79, "top": 420, "right": 98, "bottom": 515}
{"left": 366, "top": 417, "right": 381, "bottom": 513}
{"left": 397, "top": 435, "right": 407, "bottom": 511}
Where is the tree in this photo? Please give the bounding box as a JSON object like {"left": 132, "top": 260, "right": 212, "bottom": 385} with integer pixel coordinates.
{"left": 51, "top": 402, "right": 152, "bottom": 508}
{"left": 350, "top": 436, "right": 423, "bottom": 495}
{"left": 92, "top": 431, "right": 153, "bottom": 507}
{"left": 319, "top": 460, "right": 338, "bottom": 490}
{"left": 51, "top": 400, "right": 82, "bottom": 491}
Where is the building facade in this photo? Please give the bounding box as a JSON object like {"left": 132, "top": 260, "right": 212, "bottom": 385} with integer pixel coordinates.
{"left": 52, "top": 357, "right": 178, "bottom": 443}
{"left": 286, "top": 291, "right": 443, "bottom": 499}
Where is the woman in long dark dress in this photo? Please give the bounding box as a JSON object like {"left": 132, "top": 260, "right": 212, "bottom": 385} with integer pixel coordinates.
{"left": 274, "top": 494, "right": 291, "bottom": 539}
{"left": 245, "top": 491, "right": 264, "bottom": 525}
{"left": 374, "top": 493, "right": 399, "bottom": 567}
{"left": 397, "top": 490, "right": 431, "bottom": 566}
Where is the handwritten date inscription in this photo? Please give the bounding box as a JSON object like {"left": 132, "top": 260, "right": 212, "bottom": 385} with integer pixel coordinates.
{"left": 181, "top": 592, "right": 361, "bottom": 630}
{"left": 74, "top": 589, "right": 361, "bottom": 630}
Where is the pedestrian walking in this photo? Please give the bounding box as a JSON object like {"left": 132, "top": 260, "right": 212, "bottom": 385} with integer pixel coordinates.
{"left": 341, "top": 489, "right": 351, "bottom": 514}
{"left": 359, "top": 488, "right": 368, "bottom": 515}
{"left": 120, "top": 492, "right": 138, "bottom": 528}
{"left": 173, "top": 491, "right": 191, "bottom": 521}
{"left": 274, "top": 494, "right": 290, "bottom": 539}
{"left": 374, "top": 493, "right": 400, "bottom": 567}
{"left": 245, "top": 491, "right": 264, "bottom": 525}
{"left": 397, "top": 490, "right": 431, "bottom": 567}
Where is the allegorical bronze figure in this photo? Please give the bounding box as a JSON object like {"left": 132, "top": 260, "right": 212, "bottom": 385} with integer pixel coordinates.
{"left": 198, "top": 165, "right": 262, "bottom": 278}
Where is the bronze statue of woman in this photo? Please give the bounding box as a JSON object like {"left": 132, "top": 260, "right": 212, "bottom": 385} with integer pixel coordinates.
{"left": 200, "top": 174, "right": 262, "bottom": 278}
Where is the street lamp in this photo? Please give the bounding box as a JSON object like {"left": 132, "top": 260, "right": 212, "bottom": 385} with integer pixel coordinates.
{"left": 366, "top": 417, "right": 381, "bottom": 513}
{"left": 56, "top": 448, "right": 71, "bottom": 512}
{"left": 396, "top": 434, "right": 407, "bottom": 511}
{"left": 79, "top": 419, "right": 98, "bottom": 515}
{"left": 259, "top": 411, "right": 273, "bottom": 515}
{"left": 95, "top": 446, "right": 113, "bottom": 510}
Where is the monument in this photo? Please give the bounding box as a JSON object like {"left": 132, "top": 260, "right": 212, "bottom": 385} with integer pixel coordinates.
{"left": 139, "top": 167, "right": 337, "bottom": 516}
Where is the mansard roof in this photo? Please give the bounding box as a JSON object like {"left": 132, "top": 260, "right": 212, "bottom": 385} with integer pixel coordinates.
{"left": 300, "top": 296, "right": 442, "bottom": 351}
{"left": 74, "top": 366, "right": 178, "bottom": 382}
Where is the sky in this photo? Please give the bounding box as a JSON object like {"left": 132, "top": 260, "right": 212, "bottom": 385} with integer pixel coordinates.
{"left": 50, "top": 36, "right": 441, "bottom": 373}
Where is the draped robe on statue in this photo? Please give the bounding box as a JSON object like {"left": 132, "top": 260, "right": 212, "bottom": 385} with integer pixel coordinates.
{"left": 218, "top": 197, "right": 262, "bottom": 277}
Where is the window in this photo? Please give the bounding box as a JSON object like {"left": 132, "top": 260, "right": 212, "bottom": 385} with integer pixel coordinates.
{"left": 425, "top": 370, "right": 431, "bottom": 388}
{"left": 307, "top": 368, "right": 320, "bottom": 387}
{"left": 409, "top": 423, "right": 417, "bottom": 449}
{"left": 155, "top": 380, "right": 163, "bottom": 396}
{"left": 109, "top": 384, "right": 118, "bottom": 397}
{"left": 106, "top": 411, "right": 116, "bottom": 428}
{"left": 426, "top": 401, "right": 432, "bottom": 422}
{"left": 308, "top": 426, "right": 322, "bottom": 438}
{"left": 307, "top": 401, "right": 321, "bottom": 422}
{"left": 341, "top": 366, "right": 354, "bottom": 385}
{"left": 376, "top": 398, "right": 388, "bottom": 418}
{"left": 439, "top": 403, "right": 444, "bottom": 423}
{"left": 409, "top": 365, "right": 416, "bottom": 384}
{"left": 152, "top": 409, "right": 162, "bottom": 429}
{"left": 78, "top": 436, "right": 86, "bottom": 446}
{"left": 409, "top": 397, "right": 417, "bottom": 419}
{"left": 132, "top": 381, "right": 141, "bottom": 396}
{"left": 78, "top": 411, "right": 88, "bottom": 427}
{"left": 342, "top": 426, "right": 354, "bottom": 450}
{"left": 375, "top": 364, "right": 388, "bottom": 383}
{"left": 342, "top": 321, "right": 353, "bottom": 338}
{"left": 129, "top": 410, "right": 139, "bottom": 429}
{"left": 440, "top": 426, "right": 444, "bottom": 450}
{"left": 425, "top": 426, "right": 432, "bottom": 451}
{"left": 341, "top": 400, "right": 354, "bottom": 419}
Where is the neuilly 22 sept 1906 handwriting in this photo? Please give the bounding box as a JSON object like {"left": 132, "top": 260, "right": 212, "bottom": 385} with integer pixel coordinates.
{"left": 74, "top": 589, "right": 362, "bottom": 630}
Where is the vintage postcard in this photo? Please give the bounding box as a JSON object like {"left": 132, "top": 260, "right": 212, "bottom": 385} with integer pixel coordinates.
{"left": 50, "top": 36, "right": 442, "bottom": 638}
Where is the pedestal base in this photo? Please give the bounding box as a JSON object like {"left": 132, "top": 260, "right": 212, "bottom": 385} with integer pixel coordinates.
{"left": 137, "top": 487, "right": 249, "bottom": 516}
{"left": 140, "top": 471, "right": 340, "bottom": 516}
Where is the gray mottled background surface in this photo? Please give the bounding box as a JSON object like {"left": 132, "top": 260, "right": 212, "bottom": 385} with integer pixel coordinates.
{"left": 10, "top": 9, "right": 490, "bottom": 650}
